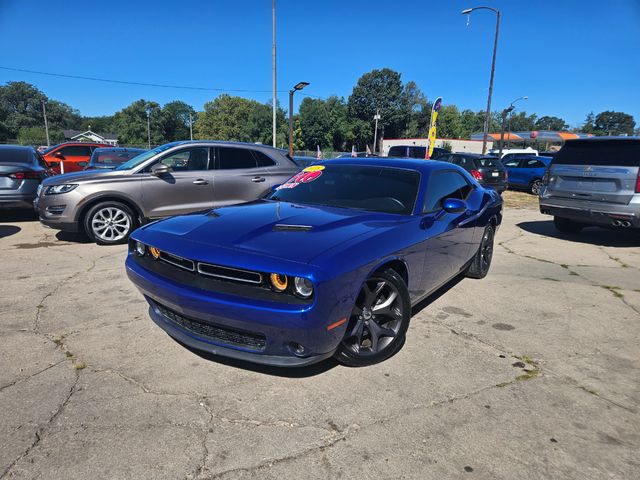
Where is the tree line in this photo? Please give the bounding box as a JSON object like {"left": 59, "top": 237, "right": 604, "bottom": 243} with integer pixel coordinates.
{"left": 0, "top": 69, "right": 637, "bottom": 151}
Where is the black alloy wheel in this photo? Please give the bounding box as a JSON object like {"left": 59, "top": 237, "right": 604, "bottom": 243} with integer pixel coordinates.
{"left": 466, "top": 225, "right": 495, "bottom": 279}
{"left": 335, "top": 269, "right": 411, "bottom": 367}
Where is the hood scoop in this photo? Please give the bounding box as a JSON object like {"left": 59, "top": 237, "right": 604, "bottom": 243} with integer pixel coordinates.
{"left": 272, "top": 224, "right": 313, "bottom": 232}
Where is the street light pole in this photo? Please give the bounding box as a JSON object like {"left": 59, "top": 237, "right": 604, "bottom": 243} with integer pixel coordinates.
{"left": 373, "top": 109, "right": 381, "bottom": 153}
{"left": 462, "top": 6, "right": 501, "bottom": 155}
{"left": 272, "top": 0, "right": 277, "bottom": 147}
{"left": 189, "top": 113, "right": 193, "bottom": 141}
{"left": 288, "top": 82, "right": 309, "bottom": 157}
{"left": 42, "top": 100, "right": 50, "bottom": 147}
{"left": 499, "top": 96, "right": 528, "bottom": 156}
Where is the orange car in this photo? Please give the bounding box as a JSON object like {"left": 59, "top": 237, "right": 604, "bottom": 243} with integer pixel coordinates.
{"left": 41, "top": 142, "right": 109, "bottom": 174}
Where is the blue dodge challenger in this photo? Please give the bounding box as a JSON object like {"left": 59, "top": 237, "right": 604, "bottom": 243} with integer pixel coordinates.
{"left": 126, "top": 158, "right": 502, "bottom": 367}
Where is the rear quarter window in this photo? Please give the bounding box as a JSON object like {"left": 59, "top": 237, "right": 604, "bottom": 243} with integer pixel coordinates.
{"left": 553, "top": 140, "right": 640, "bottom": 167}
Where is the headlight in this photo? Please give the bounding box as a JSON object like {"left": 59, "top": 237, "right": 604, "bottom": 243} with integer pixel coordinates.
{"left": 293, "top": 277, "right": 314, "bottom": 298}
{"left": 269, "top": 273, "right": 288, "bottom": 292}
{"left": 134, "top": 241, "right": 146, "bottom": 256}
{"left": 45, "top": 184, "right": 78, "bottom": 195}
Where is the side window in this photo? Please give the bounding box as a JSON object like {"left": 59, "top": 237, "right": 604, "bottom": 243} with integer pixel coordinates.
{"left": 216, "top": 147, "right": 258, "bottom": 169}
{"left": 526, "top": 159, "right": 545, "bottom": 168}
{"left": 503, "top": 158, "right": 521, "bottom": 168}
{"left": 35, "top": 153, "right": 48, "bottom": 168}
{"left": 423, "top": 171, "right": 473, "bottom": 213}
{"left": 60, "top": 145, "right": 92, "bottom": 156}
{"left": 252, "top": 150, "right": 276, "bottom": 167}
{"left": 160, "top": 148, "right": 209, "bottom": 171}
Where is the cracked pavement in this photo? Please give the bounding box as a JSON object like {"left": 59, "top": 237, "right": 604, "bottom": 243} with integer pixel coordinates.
{"left": 1, "top": 206, "right": 639, "bottom": 479}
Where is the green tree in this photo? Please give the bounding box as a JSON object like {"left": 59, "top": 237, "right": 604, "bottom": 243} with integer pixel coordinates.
{"left": 161, "top": 101, "right": 196, "bottom": 142}
{"left": 17, "top": 126, "right": 64, "bottom": 146}
{"left": 112, "top": 99, "right": 163, "bottom": 146}
{"left": 581, "top": 112, "right": 597, "bottom": 134}
{"left": 535, "top": 116, "right": 568, "bottom": 131}
{"left": 507, "top": 111, "right": 537, "bottom": 131}
{"left": 593, "top": 111, "right": 636, "bottom": 136}
{"left": 299, "top": 97, "right": 331, "bottom": 149}
{"left": 437, "top": 105, "right": 463, "bottom": 139}
{"left": 459, "top": 109, "right": 485, "bottom": 138}
{"left": 80, "top": 115, "right": 115, "bottom": 133}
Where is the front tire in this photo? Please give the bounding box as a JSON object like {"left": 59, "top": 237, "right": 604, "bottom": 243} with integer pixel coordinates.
{"left": 466, "top": 225, "right": 495, "bottom": 279}
{"left": 334, "top": 269, "right": 411, "bottom": 367}
{"left": 529, "top": 179, "right": 543, "bottom": 195}
{"left": 84, "top": 201, "right": 137, "bottom": 245}
{"left": 553, "top": 216, "right": 583, "bottom": 234}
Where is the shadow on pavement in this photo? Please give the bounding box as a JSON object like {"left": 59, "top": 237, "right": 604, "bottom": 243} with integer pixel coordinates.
{"left": 412, "top": 274, "right": 464, "bottom": 317}
{"left": 517, "top": 220, "right": 640, "bottom": 248}
{"left": 56, "top": 230, "right": 92, "bottom": 244}
{"left": 0, "top": 225, "right": 21, "bottom": 239}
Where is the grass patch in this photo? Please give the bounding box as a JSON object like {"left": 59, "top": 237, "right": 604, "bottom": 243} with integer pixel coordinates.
{"left": 52, "top": 334, "right": 65, "bottom": 346}
{"left": 74, "top": 362, "right": 87, "bottom": 370}
{"left": 543, "top": 277, "right": 560, "bottom": 282}
{"left": 601, "top": 285, "right": 624, "bottom": 298}
{"left": 569, "top": 271, "right": 579, "bottom": 276}
{"left": 516, "top": 369, "right": 540, "bottom": 381}
{"left": 502, "top": 190, "right": 539, "bottom": 209}
{"left": 496, "top": 381, "right": 511, "bottom": 388}
{"left": 515, "top": 355, "right": 536, "bottom": 365}
{"left": 578, "top": 385, "right": 598, "bottom": 396}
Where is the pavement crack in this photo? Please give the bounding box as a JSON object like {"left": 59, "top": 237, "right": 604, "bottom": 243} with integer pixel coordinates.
{"left": 0, "top": 359, "right": 65, "bottom": 393}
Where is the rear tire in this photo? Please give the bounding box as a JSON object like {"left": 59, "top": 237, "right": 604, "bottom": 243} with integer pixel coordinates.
{"left": 553, "top": 216, "right": 582, "bottom": 234}
{"left": 466, "top": 225, "right": 495, "bottom": 279}
{"left": 334, "top": 269, "right": 411, "bottom": 367}
{"left": 84, "top": 201, "right": 137, "bottom": 245}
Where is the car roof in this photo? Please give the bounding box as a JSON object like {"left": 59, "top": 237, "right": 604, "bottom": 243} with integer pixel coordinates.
{"left": 565, "top": 136, "right": 640, "bottom": 144}
{"left": 0, "top": 145, "right": 35, "bottom": 152}
{"left": 161, "top": 140, "right": 288, "bottom": 152}
{"left": 325, "top": 157, "right": 455, "bottom": 174}
{"left": 93, "top": 147, "right": 145, "bottom": 152}
{"left": 448, "top": 153, "right": 498, "bottom": 159}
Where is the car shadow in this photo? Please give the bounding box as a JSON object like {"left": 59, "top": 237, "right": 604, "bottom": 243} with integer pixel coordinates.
{"left": 411, "top": 274, "right": 465, "bottom": 317}
{"left": 517, "top": 220, "right": 640, "bottom": 247}
{"left": 55, "top": 231, "right": 92, "bottom": 244}
{"left": 0, "top": 225, "right": 21, "bottom": 239}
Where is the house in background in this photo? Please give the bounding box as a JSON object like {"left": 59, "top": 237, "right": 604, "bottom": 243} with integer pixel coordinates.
{"left": 63, "top": 127, "right": 118, "bottom": 146}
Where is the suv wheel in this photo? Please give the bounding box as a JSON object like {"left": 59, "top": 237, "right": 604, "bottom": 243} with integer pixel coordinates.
{"left": 529, "top": 179, "right": 544, "bottom": 195}
{"left": 553, "top": 216, "right": 583, "bottom": 234}
{"left": 84, "top": 201, "right": 137, "bottom": 245}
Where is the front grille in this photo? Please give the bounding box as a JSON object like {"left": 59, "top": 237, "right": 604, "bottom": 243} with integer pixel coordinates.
{"left": 197, "top": 262, "right": 262, "bottom": 284}
{"left": 154, "top": 302, "right": 266, "bottom": 351}
{"left": 159, "top": 251, "right": 195, "bottom": 271}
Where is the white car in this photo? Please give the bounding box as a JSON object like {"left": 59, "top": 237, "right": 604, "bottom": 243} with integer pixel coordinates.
{"left": 488, "top": 147, "right": 539, "bottom": 159}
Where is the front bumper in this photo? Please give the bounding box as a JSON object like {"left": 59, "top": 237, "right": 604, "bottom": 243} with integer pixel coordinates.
{"left": 540, "top": 196, "right": 640, "bottom": 228}
{"left": 126, "top": 256, "right": 349, "bottom": 367}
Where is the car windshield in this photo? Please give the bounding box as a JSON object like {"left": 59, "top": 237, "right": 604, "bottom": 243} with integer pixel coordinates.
{"left": 267, "top": 164, "right": 420, "bottom": 215}
{"left": 0, "top": 148, "right": 32, "bottom": 163}
{"left": 92, "top": 150, "right": 144, "bottom": 166}
{"left": 115, "top": 144, "right": 175, "bottom": 170}
{"left": 477, "top": 157, "right": 501, "bottom": 167}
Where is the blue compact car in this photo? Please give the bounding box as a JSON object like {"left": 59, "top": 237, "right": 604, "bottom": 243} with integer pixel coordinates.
{"left": 503, "top": 155, "right": 553, "bottom": 195}
{"left": 126, "top": 159, "right": 503, "bottom": 367}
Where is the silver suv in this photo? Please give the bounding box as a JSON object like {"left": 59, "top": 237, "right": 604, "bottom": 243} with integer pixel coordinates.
{"left": 36, "top": 141, "right": 300, "bottom": 244}
{"left": 539, "top": 138, "right": 640, "bottom": 233}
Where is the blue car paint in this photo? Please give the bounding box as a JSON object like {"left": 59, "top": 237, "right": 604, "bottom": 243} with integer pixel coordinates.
{"left": 126, "top": 158, "right": 503, "bottom": 366}
{"left": 506, "top": 156, "right": 552, "bottom": 189}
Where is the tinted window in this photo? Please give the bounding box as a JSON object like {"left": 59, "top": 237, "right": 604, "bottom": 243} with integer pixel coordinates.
{"left": 503, "top": 158, "right": 521, "bottom": 168}
{"left": 253, "top": 150, "right": 276, "bottom": 167}
{"left": 388, "top": 146, "right": 426, "bottom": 159}
{"left": 267, "top": 165, "right": 420, "bottom": 215}
{"left": 553, "top": 140, "right": 640, "bottom": 167}
{"left": 477, "top": 157, "right": 501, "bottom": 168}
{"left": 160, "top": 148, "right": 209, "bottom": 171}
{"left": 59, "top": 145, "right": 92, "bottom": 156}
{"left": 451, "top": 156, "right": 474, "bottom": 169}
{"left": 91, "top": 150, "right": 145, "bottom": 166}
{"left": 524, "top": 159, "right": 545, "bottom": 168}
{"left": 217, "top": 147, "right": 258, "bottom": 169}
{"left": 424, "top": 171, "right": 473, "bottom": 212}
{"left": 0, "top": 148, "right": 32, "bottom": 164}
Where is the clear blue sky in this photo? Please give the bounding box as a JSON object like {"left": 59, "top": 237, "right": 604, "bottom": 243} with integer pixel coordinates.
{"left": 1, "top": 0, "right": 638, "bottom": 128}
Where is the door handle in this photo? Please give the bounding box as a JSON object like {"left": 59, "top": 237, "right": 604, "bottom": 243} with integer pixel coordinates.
{"left": 193, "top": 179, "right": 209, "bottom": 185}
{"left": 251, "top": 176, "right": 266, "bottom": 183}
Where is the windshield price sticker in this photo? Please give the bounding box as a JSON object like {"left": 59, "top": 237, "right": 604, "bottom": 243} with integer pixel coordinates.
{"left": 277, "top": 165, "right": 325, "bottom": 189}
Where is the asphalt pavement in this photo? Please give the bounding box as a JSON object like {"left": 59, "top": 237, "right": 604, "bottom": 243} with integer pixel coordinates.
{"left": 1, "top": 203, "right": 639, "bottom": 479}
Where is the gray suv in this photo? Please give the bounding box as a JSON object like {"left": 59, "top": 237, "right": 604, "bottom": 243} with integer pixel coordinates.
{"left": 539, "top": 138, "right": 640, "bottom": 233}
{"left": 36, "top": 141, "right": 300, "bottom": 244}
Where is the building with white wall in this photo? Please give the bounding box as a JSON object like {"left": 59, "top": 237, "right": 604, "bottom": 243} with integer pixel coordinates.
{"left": 381, "top": 137, "right": 492, "bottom": 156}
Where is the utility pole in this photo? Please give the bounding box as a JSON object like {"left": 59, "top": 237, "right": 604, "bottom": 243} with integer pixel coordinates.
{"left": 288, "top": 82, "right": 309, "bottom": 157}
{"left": 272, "top": 0, "right": 277, "bottom": 147}
{"left": 146, "top": 109, "right": 151, "bottom": 149}
{"left": 373, "top": 109, "right": 381, "bottom": 153}
{"left": 42, "top": 100, "right": 50, "bottom": 147}
{"left": 189, "top": 113, "right": 193, "bottom": 141}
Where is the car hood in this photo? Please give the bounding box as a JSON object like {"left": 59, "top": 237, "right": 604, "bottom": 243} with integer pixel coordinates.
{"left": 138, "top": 201, "right": 409, "bottom": 266}
{"left": 42, "top": 169, "right": 129, "bottom": 186}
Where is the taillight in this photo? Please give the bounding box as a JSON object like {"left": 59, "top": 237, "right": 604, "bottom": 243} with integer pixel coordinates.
{"left": 635, "top": 169, "right": 640, "bottom": 193}
{"left": 9, "top": 171, "right": 40, "bottom": 180}
{"left": 470, "top": 169, "right": 483, "bottom": 180}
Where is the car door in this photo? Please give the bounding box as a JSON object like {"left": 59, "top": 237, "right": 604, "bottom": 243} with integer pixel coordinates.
{"left": 140, "top": 146, "right": 214, "bottom": 218}
{"left": 503, "top": 157, "right": 523, "bottom": 186}
{"left": 419, "top": 170, "right": 477, "bottom": 293}
{"left": 521, "top": 157, "right": 546, "bottom": 184}
{"left": 211, "top": 146, "right": 275, "bottom": 207}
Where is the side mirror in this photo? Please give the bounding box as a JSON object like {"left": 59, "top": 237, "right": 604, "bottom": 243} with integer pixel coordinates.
{"left": 151, "top": 163, "right": 172, "bottom": 176}
{"left": 54, "top": 151, "right": 65, "bottom": 159}
{"left": 443, "top": 198, "right": 467, "bottom": 214}
{"left": 48, "top": 161, "right": 60, "bottom": 168}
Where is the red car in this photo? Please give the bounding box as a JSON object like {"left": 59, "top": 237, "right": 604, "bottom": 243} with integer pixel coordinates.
{"left": 41, "top": 142, "right": 109, "bottom": 174}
